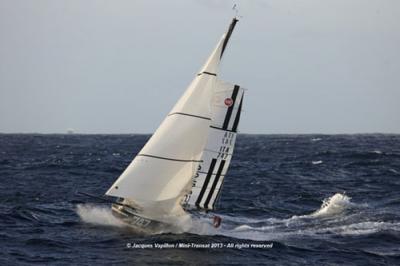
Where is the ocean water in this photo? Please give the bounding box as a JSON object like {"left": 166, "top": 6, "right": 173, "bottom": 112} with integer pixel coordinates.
{"left": 1, "top": 134, "right": 400, "bottom": 265}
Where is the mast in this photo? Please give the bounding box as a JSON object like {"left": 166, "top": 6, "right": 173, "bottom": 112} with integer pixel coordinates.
{"left": 220, "top": 17, "right": 239, "bottom": 59}
{"left": 198, "top": 17, "right": 239, "bottom": 76}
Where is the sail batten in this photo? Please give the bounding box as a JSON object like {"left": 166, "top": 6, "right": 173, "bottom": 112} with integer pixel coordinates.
{"left": 167, "top": 112, "right": 211, "bottom": 120}
{"left": 197, "top": 71, "right": 217, "bottom": 77}
{"left": 136, "top": 154, "right": 203, "bottom": 163}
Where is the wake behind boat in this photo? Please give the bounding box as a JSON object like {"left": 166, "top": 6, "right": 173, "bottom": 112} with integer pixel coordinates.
{"left": 106, "top": 17, "right": 245, "bottom": 231}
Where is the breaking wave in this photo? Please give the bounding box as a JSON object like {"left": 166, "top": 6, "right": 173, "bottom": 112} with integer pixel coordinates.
{"left": 309, "top": 193, "right": 353, "bottom": 217}
{"left": 189, "top": 193, "right": 399, "bottom": 241}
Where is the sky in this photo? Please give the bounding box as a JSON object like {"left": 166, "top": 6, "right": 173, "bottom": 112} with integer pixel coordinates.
{"left": 0, "top": 0, "right": 399, "bottom": 134}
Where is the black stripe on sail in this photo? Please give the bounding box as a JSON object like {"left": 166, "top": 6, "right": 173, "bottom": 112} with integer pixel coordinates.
{"left": 220, "top": 18, "right": 239, "bottom": 59}
{"left": 137, "top": 154, "right": 202, "bottom": 163}
{"left": 195, "top": 159, "right": 217, "bottom": 208}
{"left": 168, "top": 112, "right": 211, "bottom": 120}
{"left": 231, "top": 94, "right": 243, "bottom": 132}
{"left": 222, "top": 85, "right": 240, "bottom": 130}
{"left": 197, "top": 71, "right": 217, "bottom": 77}
{"left": 212, "top": 180, "right": 225, "bottom": 210}
{"left": 203, "top": 160, "right": 226, "bottom": 209}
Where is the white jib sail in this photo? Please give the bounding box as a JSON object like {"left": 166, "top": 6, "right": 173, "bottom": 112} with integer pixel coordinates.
{"left": 106, "top": 18, "right": 240, "bottom": 218}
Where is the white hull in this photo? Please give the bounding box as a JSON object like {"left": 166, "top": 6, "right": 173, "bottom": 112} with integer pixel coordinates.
{"left": 111, "top": 204, "right": 166, "bottom": 231}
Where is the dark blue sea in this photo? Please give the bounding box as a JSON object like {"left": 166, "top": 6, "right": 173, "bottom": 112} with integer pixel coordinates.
{"left": 1, "top": 134, "right": 400, "bottom": 265}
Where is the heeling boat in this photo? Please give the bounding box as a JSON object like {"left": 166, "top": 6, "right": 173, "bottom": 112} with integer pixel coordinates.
{"left": 105, "top": 17, "right": 244, "bottom": 231}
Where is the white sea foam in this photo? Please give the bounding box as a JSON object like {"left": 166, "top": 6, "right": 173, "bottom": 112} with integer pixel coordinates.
{"left": 331, "top": 221, "right": 400, "bottom": 236}
{"left": 233, "top": 225, "right": 254, "bottom": 231}
{"left": 309, "top": 193, "right": 352, "bottom": 217}
{"left": 76, "top": 204, "right": 194, "bottom": 234}
{"left": 187, "top": 193, "right": 399, "bottom": 241}
{"left": 312, "top": 160, "right": 323, "bottom": 165}
{"left": 76, "top": 194, "right": 398, "bottom": 242}
{"left": 76, "top": 204, "right": 125, "bottom": 227}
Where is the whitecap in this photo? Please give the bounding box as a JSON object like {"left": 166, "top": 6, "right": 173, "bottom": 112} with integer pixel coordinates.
{"left": 311, "top": 138, "right": 322, "bottom": 142}
{"left": 309, "top": 193, "right": 353, "bottom": 218}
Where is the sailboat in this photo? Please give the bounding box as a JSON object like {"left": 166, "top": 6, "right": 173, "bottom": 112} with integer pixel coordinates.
{"left": 105, "top": 17, "right": 244, "bottom": 230}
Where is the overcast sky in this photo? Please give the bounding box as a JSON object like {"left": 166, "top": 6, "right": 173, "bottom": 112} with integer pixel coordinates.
{"left": 0, "top": 0, "right": 399, "bottom": 134}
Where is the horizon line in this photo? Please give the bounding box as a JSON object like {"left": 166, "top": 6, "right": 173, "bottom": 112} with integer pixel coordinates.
{"left": 0, "top": 132, "right": 399, "bottom": 136}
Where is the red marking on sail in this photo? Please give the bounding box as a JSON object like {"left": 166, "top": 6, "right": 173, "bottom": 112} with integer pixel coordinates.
{"left": 224, "top": 98, "right": 233, "bottom": 107}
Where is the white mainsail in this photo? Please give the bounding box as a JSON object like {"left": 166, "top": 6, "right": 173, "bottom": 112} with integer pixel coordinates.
{"left": 106, "top": 18, "right": 242, "bottom": 218}
{"left": 183, "top": 80, "right": 244, "bottom": 210}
